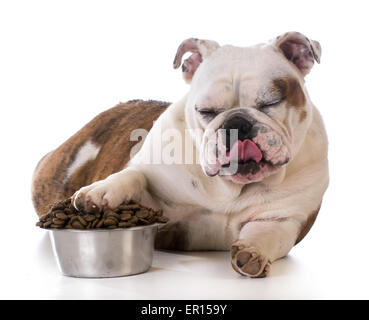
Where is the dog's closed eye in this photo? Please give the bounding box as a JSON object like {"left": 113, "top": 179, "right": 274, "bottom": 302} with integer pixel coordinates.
{"left": 195, "top": 107, "right": 223, "bottom": 119}
{"left": 258, "top": 97, "right": 285, "bottom": 110}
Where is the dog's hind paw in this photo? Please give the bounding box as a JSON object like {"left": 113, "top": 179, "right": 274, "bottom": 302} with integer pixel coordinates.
{"left": 231, "top": 242, "right": 271, "bottom": 278}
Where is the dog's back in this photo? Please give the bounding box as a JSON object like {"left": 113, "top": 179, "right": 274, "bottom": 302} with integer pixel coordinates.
{"left": 31, "top": 100, "right": 169, "bottom": 215}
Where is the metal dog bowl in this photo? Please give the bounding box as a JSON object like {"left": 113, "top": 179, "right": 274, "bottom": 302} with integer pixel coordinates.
{"left": 48, "top": 224, "right": 160, "bottom": 278}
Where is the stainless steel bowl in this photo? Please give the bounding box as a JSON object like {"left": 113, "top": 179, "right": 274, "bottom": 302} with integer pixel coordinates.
{"left": 48, "top": 224, "right": 160, "bottom": 278}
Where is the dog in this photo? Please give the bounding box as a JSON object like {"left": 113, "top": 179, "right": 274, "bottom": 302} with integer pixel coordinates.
{"left": 32, "top": 32, "right": 329, "bottom": 277}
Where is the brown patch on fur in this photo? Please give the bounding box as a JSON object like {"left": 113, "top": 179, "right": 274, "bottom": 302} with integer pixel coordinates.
{"left": 32, "top": 100, "right": 170, "bottom": 216}
{"left": 272, "top": 77, "right": 307, "bottom": 122}
{"left": 155, "top": 222, "right": 190, "bottom": 250}
{"left": 299, "top": 110, "right": 307, "bottom": 122}
{"left": 295, "top": 204, "right": 321, "bottom": 245}
{"left": 62, "top": 159, "right": 96, "bottom": 198}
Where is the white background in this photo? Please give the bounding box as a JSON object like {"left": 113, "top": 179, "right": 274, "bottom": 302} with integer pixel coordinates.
{"left": 0, "top": 0, "right": 368, "bottom": 299}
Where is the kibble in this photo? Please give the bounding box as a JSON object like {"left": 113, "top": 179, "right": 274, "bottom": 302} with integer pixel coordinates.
{"left": 55, "top": 212, "right": 68, "bottom": 220}
{"left": 72, "top": 221, "right": 84, "bottom": 229}
{"left": 136, "top": 210, "right": 149, "bottom": 219}
{"left": 36, "top": 198, "right": 168, "bottom": 230}
{"left": 96, "top": 219, "right": 104, "bottom": 229}
{"left": 120, "top": 213, "right": 132, "bottom": 221}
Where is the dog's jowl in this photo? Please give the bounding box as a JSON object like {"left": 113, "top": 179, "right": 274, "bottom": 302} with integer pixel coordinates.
{"left": 32, "top": 32, "right": 328, "bottom": 278}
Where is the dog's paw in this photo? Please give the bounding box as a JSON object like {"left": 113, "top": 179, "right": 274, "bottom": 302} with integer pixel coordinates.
{"left": 231, "top": 241, "right": 271, "bottom": 278}
{"left": 72, "top": 179, "right": 134, "bottom": 213}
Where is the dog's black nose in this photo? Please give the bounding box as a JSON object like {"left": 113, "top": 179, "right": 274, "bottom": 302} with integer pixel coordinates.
{"left": 221, "top": 115, "right": 254, "bottom": 142}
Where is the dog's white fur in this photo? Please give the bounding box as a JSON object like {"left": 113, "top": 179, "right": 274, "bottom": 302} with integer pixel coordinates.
{"left": 63, "top": 140, "right": 100, "bottom": 184}
{"left": 72, "top": 32, "right": 329, "bottom": 277}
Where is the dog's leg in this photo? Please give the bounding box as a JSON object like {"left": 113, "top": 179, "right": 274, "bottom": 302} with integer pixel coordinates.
{"left": 72, "top": 167, "right": 147, "bottom": 212}
{"left": 231, "top": 216, "right": 308, "bottom": 278}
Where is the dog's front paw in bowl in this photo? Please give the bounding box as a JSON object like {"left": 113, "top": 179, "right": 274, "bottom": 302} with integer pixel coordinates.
{"left": 72, "top": 168, "right": 146, "bottom": 213}
{"left": 72, "top": 181, "right": 124, "bottom": 213}
{"left": 231, "top": 242, "right": 271, "bottom": 278}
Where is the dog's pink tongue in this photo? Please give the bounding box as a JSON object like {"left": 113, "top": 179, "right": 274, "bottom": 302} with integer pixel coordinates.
{"left": 228, "top": 139, "right": 262, "bottom": 163}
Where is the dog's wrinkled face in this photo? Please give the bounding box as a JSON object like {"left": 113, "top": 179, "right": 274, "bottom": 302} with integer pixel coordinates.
{"left": 173, "top": 32, "right": 321, "bottom": 184}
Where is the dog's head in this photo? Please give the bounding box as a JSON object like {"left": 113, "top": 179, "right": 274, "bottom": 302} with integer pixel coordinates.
{"left": 174, "top": 32, "right": 321, "bottom": 184}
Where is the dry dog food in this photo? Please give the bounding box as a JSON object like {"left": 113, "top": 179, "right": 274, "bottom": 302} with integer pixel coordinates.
{"left": 36, "top": 198, "right": 169, "bottom": 229}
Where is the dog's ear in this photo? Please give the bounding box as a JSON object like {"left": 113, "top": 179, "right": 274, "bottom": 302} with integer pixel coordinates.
{"left": 173, "top": 38, "right": 220, "bottom": 84}
{"left": 272, "top": 32, "right": 321, "bottom": 76}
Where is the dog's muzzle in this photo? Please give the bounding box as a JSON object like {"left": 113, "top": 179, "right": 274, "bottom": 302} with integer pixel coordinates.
{"left": 200, "top": 110, "right": 290, "bottom": 182}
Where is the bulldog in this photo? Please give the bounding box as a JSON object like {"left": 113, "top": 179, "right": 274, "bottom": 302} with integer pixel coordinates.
{"left": 32, "top": 32, "right": 329, "bottom": 277}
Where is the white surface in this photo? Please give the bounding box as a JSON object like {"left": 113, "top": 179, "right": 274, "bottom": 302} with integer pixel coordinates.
{"left": 1, "top": 0, "right": 369, "bottom": 299}
{"left": 0, "top": 219, "right": 366, "bottom": 299}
